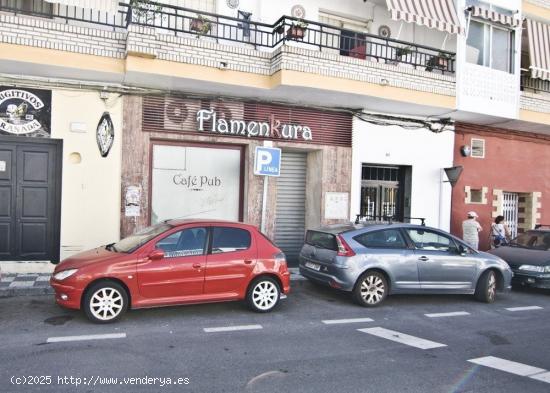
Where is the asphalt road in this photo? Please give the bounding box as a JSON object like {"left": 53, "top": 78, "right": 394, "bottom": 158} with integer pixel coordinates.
{"left": 1, "top": 279, "right": 550, "bottom": 393}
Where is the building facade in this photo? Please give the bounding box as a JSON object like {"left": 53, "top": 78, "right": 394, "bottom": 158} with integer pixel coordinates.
{"left": 0, "top": 0, "right": 550, "bottom": 271}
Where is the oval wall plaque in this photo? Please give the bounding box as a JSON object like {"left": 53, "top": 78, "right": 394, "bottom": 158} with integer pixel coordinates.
{"left": 96, "top": 112, "right": 114, "bottom": 157}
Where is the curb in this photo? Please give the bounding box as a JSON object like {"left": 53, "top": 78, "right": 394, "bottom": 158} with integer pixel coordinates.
{"left": 0, "top": 287, "right": 54, "bottom": 298}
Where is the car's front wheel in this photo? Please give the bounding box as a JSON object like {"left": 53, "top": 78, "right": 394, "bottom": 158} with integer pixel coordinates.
{"left": 83, "top": 281, "right": 128, "bottom": 323}
{"left": 475, "top": 270, "right": 497, "bottom": 303}
{"left": 247, "top": 277, "right": 280, "bottom": 313}
{"left": 353, "top": 271, "right": 388, "bottom": 307}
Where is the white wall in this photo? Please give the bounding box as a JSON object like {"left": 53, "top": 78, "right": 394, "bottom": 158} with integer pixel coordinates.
{"left": 350, "top": 118, "right": 455, "bottom": 231}
{"left": 51, "top": 89, "right": 122, "bottom": 260}
{"left": 215, "top": 0, "right": 456, "bottom": 51}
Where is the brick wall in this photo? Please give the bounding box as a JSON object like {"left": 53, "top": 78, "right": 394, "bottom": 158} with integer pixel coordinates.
{"left": 0, "top": 14, "right": 126, "bottom": 58}
{"left": 520, "top": 91, "right": 550, "bottom": 113}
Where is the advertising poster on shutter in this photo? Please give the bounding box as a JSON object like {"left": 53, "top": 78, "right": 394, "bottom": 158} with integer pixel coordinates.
{"left": 151, "top": 145, "right": 241, "bottom": 223}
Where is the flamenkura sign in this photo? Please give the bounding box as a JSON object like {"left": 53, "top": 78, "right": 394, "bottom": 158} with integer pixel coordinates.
{"left": 0, "top": 87, "right": 51, "bottom": 137}
{"left": 196, "top": 109, "right": 313, "bottom": 141}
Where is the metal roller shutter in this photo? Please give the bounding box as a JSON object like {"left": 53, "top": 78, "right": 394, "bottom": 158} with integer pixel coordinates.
{"left": 274, "top": 152, "right": 307, "bottom": 265}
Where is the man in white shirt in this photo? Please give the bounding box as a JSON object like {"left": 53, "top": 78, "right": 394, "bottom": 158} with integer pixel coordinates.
{"left": 462, "top": 211, "right": 482, "bottom": 250}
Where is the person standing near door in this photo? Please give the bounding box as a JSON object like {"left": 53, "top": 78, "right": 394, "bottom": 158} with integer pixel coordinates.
{"left": 462, "top": 211, "right": 482, "bottom": 250}
{"left": 490, "top": 215, "right": 511, "bottom": 248}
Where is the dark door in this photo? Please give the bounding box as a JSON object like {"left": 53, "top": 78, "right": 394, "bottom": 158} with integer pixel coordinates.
{"left": 0, "top": 138, "right": 61, "bottom": 262}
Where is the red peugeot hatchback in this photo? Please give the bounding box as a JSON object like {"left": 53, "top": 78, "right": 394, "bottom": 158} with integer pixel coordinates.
{"left": 50, "top": 220, "right": 290, "bottom": 323}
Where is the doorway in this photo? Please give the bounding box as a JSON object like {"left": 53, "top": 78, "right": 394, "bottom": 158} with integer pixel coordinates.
{"left": 502, "top": 192, "right": 519, "bottom": 238}
{"left": 360, "top": 165, "right": 410, "bottom": 221}
{"left": 0, "top": 137, "right": 62, "bottom": 262}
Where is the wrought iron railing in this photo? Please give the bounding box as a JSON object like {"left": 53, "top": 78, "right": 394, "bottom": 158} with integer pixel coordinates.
{"left": 0, "top": 0, "right": 456, "bottom": 73}
{"left": 521, "top": 73, "right": 550, "bottom": 94}
{"left": 0, "top": 0, "right": 127, "bottom": 27}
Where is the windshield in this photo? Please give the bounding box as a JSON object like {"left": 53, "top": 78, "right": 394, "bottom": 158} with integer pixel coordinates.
{"left": 113, "top": 223, "right": 172, "bottom": 253}
{"left": 510, "top": 231, "right": 550, "bottom": 250}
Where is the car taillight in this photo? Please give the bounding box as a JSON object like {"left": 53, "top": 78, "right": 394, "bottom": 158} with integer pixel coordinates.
{"left": 336, "top": 235, "right": 355, "bottom": 257}
{"left": 274, "top": 252, "right": 287, "bottom": 265}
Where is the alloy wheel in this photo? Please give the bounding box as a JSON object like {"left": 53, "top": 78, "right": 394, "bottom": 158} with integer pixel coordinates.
{"left": 487, "top": 273, "right": 496, "bottom": 302}
{"left": 89, "top": 287, "right": 124, "bottom": 321}
{"left": 360, "top": 275, "right": 386, "bottom": 305}
{"left": 252, "top": 281, "right": 279, "bottom": 311}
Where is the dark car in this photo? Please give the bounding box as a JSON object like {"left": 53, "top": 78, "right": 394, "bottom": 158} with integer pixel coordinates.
{"left": 299, "top": 222, "right": 512, "bottom": 306}
{"left": 489, "top": 226, "right": 550, "bottom": 289}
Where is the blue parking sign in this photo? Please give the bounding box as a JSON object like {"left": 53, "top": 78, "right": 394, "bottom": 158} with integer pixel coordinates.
{"left": 254, "top": 146, "right": 281, "bottom": 176}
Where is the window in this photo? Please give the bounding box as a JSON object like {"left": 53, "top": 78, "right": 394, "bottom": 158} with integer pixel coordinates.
{"left": 405, "top": 229, "right": 456, "bottom": 252}
{"left": 470, "top": 189, "right": 483, "bottom": 203}
{"left": 466, "top": 19, "right": 514, "bottom": 73}
{"left": 114, "top": 223, "right": 172, "bottom": 253}
{"left": 319, "top": 12, "right": 369, "bottom": 56}
{"left": 305, "top": 231, "right": 337, "bottom": 250}
{"left": 211, "top": 227, "right": 251, "bottom": 254}
{"left": 471, "top": 138, "right": 485, "bottom": 158}
{"left": 156, "top": 227, "right": 207, "bottom": 258}
{"left": 354, "top": 229, "right": 406, "bottom": 249}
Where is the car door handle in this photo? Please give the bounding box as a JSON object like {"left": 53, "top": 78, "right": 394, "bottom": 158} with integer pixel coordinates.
{"left": 418, "top": 256, "right": 430, "bottom": 262}
{"left": 244, "top": 260, "right": 253, "bottom": 264}
{"left": 192, "top": 263, "right": 202, "bottom": 269}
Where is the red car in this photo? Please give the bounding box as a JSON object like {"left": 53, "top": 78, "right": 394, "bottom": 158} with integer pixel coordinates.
{"left": 50, "top": 220, "right": 290, "bottom": 323}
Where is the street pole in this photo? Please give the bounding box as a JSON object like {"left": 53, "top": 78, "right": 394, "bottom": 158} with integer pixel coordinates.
{"left": 261, "top": 175, "right": 268, "bottom": 233}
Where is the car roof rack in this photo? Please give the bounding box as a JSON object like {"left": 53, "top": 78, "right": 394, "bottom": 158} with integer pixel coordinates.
{"left": 535, "top": 224, "right": 550, "bottom": 230}
{"left": 355, "top": 214, "right": 426, "bottom": 226}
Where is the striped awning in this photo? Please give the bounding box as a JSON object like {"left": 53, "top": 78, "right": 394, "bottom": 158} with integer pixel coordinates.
{"left": 44, "top": 0, "right": 120, "bottom": 14}
{"left": 468, "top": 6, "right": 521, "bottom": 28}
{"left": 385, "top": 0, "right": 464, "bottom": 35}
{"left": 526, "top": 18, "right": 550, "bottom": 81}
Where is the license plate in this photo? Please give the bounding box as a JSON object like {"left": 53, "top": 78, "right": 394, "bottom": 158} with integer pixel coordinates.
{"left": 305, "top": 262, "right": 321, "bottom": 271}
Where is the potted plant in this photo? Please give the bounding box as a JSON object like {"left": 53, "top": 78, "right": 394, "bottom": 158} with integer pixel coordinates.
{"left": 190, "top": 14, "right": 212, "bottom": 37}
{"left": 394, "top": 45, "right": 414, "bottom": 68}
{"left": 287, "top": 19, "right": 308, "bottom": 39}
{"left": 275, "top": 22, "right": 285, "bottom": 35}
{"left": 426, "top": 51, "right": 452, "bottom": 72}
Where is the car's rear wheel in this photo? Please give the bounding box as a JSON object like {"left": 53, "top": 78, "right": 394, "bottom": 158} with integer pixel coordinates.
{"left": 353, "top": 271, "right": 388, "bottom": 307}
{"left": 475, "top": 270, "right": 497, "bottom": 303}
{"left": 247, "top": 277, "right": 280, "bottom": 313}
{"left": 83, "top": 281, "right": 128, "bottom": 323}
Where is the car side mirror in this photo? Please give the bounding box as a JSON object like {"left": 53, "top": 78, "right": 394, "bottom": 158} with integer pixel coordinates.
{"left": 457, "top": 245, "right": 467, "bottom": 256}
{"left": 149, "top": 249, "right": 165, "bottom": 260}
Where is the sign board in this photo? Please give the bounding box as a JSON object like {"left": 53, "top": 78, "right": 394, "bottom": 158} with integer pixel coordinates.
{"left": 325, "top": 192, "right": 349, "bottom": 220}
{"left": 254, "top": 146, "right": 281, "bottom": 176}
{"left": 0, "top": 87, "right": 51, "bottom": 137}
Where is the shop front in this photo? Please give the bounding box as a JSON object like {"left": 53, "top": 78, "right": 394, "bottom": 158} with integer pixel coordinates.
{"left": 121, "top": 95, "right": 353, "bottom": 264}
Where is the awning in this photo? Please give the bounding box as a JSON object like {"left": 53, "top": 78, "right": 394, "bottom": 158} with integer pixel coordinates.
{"left": 526, "top": 18, "right": 550, "bottom": 81}
{"left": 385, "top": 0, "right": 464, "bottom": 35}
{"left": 468, "top": 6, "right": 521, "bottom": 28}
{"left": 44, "top": 0, "right": 120, "bottom": 14}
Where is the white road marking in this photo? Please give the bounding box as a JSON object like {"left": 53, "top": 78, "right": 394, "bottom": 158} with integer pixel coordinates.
{"left": 47, "top": 333, "right": 126, "bottom": 343}
{"left": 322, "top": 318, "right": 374, "bottom": 325}
{"left": 204, "top": 325, "right": 263, "bottom": 333}
{"left": 425, "top": 311, "right": 470, "bottom": 318}
{"left": 531, "top": 372, "right": 550, "bottom": 383}
{"left": 322, "top": 317, "right": 374, "bottom": 325}
{"left": 505, "top": 306, "right": 543, "bottom": 312}
{"left": 468, "top": 356, "right": 546, "bottom": 377}
{"left": 358, "top": 327, "right": 447, "bottom": 349}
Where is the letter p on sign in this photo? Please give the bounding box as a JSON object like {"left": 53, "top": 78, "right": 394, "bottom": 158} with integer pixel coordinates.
{"left": 254, "top": 146, "right": 281, "bottom": 176}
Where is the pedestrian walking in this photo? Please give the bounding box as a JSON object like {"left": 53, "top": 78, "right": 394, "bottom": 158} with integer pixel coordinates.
{"left": 462, "top": 211, "right": 482, "bottom": 250}
{"left": 490, "top": 215, "right": 510, "bottom": 248}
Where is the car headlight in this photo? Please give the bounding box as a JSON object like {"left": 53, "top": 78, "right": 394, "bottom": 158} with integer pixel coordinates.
{"left": 518, "top": 265, "right": 550, "bottom": 273}
{"left": 53, "top": 269, "right": 78, "bottom": 281}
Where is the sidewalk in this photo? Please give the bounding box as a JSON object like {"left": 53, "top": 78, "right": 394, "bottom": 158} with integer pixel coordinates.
{"left": 0, "top": 273, "right": 53, "bottom": 297}
{"left": 0, "top": 268, "right": 306, "bottom": 298}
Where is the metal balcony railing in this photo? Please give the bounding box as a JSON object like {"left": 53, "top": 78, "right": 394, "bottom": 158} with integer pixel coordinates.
{"left": 521, "top": 73, "right": 550, "bottom": 94}
{"left": 0, "top": 0, "right": 127, "bottom": 27}
{"left": 0, "top": 0, "right": 456, "bottom": 74}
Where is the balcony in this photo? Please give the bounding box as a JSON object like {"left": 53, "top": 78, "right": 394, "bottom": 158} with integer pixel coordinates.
{"left": 521, "top": 73, "right": 550, "bottom": 94}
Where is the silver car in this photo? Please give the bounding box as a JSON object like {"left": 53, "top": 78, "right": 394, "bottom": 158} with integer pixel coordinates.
{"left": 299, "top": 223, "right": 512, "bottom": 306}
